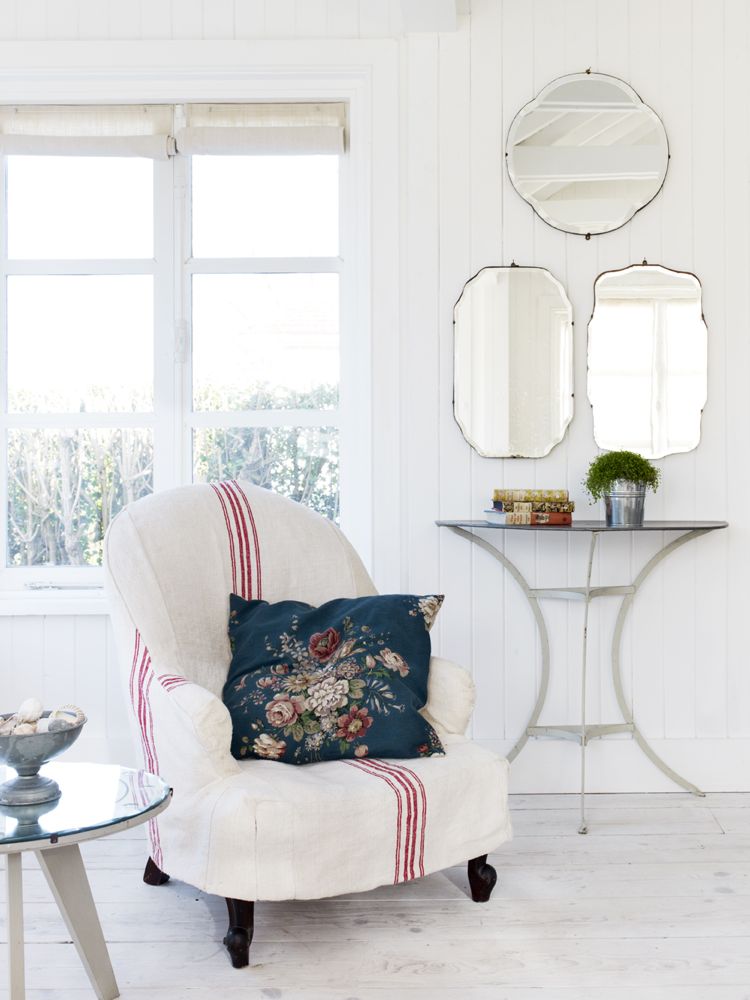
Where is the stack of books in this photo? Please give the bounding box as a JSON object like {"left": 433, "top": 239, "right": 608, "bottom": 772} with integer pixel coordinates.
{"left": 485, "top": 488, "right": 574, "bottom": 526}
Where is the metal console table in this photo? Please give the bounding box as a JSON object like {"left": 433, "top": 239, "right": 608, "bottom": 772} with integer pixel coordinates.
{"left": 436, "top": 519, "right": 728, "bottom": 833}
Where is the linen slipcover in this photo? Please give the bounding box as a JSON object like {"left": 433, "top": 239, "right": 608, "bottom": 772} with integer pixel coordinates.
{"left": 104, "top": 481, "right": 512, "bottom": 901}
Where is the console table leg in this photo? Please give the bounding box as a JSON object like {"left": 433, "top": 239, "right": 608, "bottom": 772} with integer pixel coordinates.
{"left": 446, "top": 526, "right": 552, "bottom": 764}
{"left": 36, "top": 846, "right": 120, "bottom": 1000}
{"left": 6, "top": 853, "right": 24, "bottom": 1000}
{"left": 611, "top": 529, "right": 710, "bottom": 797}
{"left": 578, "top": 532, "right": 599, "bottom": 835}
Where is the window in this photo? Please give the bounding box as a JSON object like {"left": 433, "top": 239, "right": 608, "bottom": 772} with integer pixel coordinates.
{"left": 0, "top": 102, "right": 358, "bottom": 586}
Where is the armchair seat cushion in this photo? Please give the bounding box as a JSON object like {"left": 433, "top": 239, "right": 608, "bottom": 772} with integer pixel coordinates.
{"left": 189, "top": 737, "right": 511, "bottom": 901}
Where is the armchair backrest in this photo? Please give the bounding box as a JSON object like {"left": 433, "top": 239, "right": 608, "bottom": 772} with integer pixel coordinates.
{"left": 104, "top": 481, "right": 376, "bottom": 697}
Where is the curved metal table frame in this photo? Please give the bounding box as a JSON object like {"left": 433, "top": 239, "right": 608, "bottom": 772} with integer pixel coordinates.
{"left": 438, "top": 520, "right": 728, "bottom": 833}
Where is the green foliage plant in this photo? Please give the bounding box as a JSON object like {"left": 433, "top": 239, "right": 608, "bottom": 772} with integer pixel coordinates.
{"left": 584, "top": 450, "right": 661, "bottom": 502}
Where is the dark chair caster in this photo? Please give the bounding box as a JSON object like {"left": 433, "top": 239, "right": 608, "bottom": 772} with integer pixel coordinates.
{"left": 223, "top": 898, "right": 255, "bottom": 968}
{"left": 143, "top": 857, "right": 170, "bottom": 885}
{"left": 467, "top": 854, "right": 497, "bottom": 902}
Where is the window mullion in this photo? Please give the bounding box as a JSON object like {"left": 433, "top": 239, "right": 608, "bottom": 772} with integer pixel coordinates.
{"left": 152, "top": 155, "right": 178, "bottom": 493}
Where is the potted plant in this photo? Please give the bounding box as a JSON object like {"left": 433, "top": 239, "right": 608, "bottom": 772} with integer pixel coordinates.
{"left": 584, "top": 450, "right": 661, "bottom": 527}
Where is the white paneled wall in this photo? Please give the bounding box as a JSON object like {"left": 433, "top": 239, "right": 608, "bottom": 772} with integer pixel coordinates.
{"left": 404, "top": 0, "right": 750, "bottom": 791}
{"left": 0, "top": 0, "right": 411, "bottom": 40}
{"left": 1, "top": 0, "right": 748, "bottom": 791}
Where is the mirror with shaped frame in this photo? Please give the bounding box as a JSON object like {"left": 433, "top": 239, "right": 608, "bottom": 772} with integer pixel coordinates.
{"left": 506, "top": 72, "right": 669, "bottom": 237}
{"left": 454, "top": 265, "right": 574, "bottom": 458}
{"left": 587, "top": 264, "right": 707, "bottom": 459}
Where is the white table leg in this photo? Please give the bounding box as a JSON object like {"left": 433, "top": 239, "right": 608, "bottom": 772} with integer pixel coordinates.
{"left": 36, "top": 845, "right": 120, "bottom": 1000}
{"left": 6, "top": 853, "right": 25, "bottom": 1000}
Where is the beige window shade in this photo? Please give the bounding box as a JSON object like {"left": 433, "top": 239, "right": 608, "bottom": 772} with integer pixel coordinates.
{"left": 0, "top": 105, "right": 174, "bottom": 159}
{"left": 175, "top": 103, "right": 346, "bottom": 155}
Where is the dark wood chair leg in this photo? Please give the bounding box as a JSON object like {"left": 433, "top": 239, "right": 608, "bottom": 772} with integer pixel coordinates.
{"left": 223, "top": 897, "right": 255, "bottom": 968}
{"left": 467, "top": 854, "right": 497, "bottom": 902}
{"left": 143, "top": 857, "right": 170, "bottom": 885}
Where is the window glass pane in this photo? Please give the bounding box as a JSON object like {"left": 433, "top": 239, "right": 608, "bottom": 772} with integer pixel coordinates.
{"left": 7, "top": 276, "right": 153, "bottom": 412}
{"left": 191, "top": 155, "right": 338, "bottom": 257}
{"left": 193, "top": 426, "right": 338, "bottom": 520}
{"left": 192, "top": 274, "right": 338, "bottom": 411}
{"left": 7, "top": 428, "right": 153, "bottom": 567}
{"left": 7, "top": 156, "right": 153, "bottom": 259}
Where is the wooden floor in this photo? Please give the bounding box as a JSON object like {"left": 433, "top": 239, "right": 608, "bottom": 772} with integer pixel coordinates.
{"left": 1, "top": 792, "right": 750, "bottom": 999}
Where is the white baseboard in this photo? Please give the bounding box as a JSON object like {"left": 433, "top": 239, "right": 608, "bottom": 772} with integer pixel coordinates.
{"left": 478, "top": 737, "right": 750, "bottom": 793}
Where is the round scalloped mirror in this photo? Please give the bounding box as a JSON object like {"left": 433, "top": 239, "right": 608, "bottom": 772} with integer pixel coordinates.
{"left": 506, "top": 73, "right": 669, "bottom": 237}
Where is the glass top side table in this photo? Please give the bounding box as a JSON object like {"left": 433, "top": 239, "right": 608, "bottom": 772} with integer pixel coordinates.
{"left": 437, "top": 519, "right": 728, "bottom": 833}
{"left": 1, "top": 762, "right": 171, "bottom": 999}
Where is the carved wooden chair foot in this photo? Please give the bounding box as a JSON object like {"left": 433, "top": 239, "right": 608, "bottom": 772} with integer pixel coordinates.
{"left": 143, "top": 857, "right": 170, "bottom": 885}
{"left": 223, "top": 898, "right": 255, "bottom": 968}
{"left": 467, "top": 854, "right": 497, "bottom": 902}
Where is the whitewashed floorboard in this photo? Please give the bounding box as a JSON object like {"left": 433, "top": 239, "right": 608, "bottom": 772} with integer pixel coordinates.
{"left": 0, "top": 793, "right": 747, "bottom": 997}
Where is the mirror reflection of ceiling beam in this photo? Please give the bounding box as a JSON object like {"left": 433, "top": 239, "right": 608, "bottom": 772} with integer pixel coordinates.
{"left": 512, "top": 145, "right": 662, "bottom": 182}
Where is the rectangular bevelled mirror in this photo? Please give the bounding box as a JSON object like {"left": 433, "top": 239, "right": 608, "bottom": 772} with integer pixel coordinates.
{"left": 453, "top": 265, "right": 574, "bottom": 458}
{"left": 587, "top": 264, "right": 708, "bottom": 459}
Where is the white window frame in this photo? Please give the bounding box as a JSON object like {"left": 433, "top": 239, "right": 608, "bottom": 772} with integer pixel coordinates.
{"left": 0, "top": 41, "right": 401, "bottom": 604}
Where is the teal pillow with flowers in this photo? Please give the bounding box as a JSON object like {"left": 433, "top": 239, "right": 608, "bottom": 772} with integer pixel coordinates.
{"left": 222, "top": 593, "right": 445, "bottom": 764}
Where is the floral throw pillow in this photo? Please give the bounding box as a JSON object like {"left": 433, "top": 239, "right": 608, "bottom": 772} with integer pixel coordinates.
{"left": 222, "top": 593, "right": 445, "bottom": 765}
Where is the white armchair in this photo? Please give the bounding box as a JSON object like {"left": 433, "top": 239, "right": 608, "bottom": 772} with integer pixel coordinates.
{"left": 104, "top": 480, "right": 511, "bottom": 966}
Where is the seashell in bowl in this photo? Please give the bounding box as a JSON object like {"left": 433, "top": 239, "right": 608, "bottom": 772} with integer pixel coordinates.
{"left": 49, "top": 705, "right": 86, "bottom": 728}
{"left": 16, "top": 697, "right": 44, "bottom": 724}
{"left": 0, "top": 716, "right": 17, "bottom": 737}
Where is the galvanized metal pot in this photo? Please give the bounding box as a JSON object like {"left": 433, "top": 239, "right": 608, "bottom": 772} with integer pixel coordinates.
{"left": 604, "top": 479, "right": 647, "bottom": 527}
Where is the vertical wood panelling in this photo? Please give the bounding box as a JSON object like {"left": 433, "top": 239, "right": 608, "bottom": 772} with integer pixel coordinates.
{"left": 690, "top": 0, "right": 729, "bottom": 739}
{"left": 326, "top": 0, "right": 359, "bottom": 37}
{"left": 263, "top": 0, "right": 295, "bottom": 38}
{"left": 724, "top": 0, "right": 750, "bottom": 739}
{"left": 497, "top": 0, "right": 538, "bottom": 748}
{"left": 172, "top": 0, "right": 204, "bottom": 39}
{"left": 435, "top": 18, "right": 472, "bottom": 678}
{"left": 202, "top": 0, "right": 235, "bottom": 40}
{"left": 76, "top": 0, "right": 109, "bottom": 39}
{"left": 468, "top": 0, "right": 506, "bottom": 739}
{"left": 140, "top": 0, "right": 172, "bottom": 40}
{"left": 293, "top": 0, "right": 327, "bottom": 38}
{"left": 233, "top": 0, "right": 265, "bottom": 39}
{"left": 402, "top": 33, "right": 441, "bottom": 605}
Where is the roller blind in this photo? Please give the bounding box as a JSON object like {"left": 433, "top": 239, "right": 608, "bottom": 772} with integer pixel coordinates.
{"left": 175, "top": 103, "right": 346, "bottom": 155}
{"left": 0, "top": 105, "right": 175, "bottom": 159}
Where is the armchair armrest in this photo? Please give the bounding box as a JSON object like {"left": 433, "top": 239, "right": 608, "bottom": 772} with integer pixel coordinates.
{"left": 149, "top": 676, "right": 240, "bottom": 791}
{"left": 421, "top": 656, "right": 476, "bottom": 739}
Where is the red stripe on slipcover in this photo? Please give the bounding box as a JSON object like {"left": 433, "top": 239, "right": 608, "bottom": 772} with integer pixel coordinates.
{"left": 233, "top": 480, "right": 262, "bottom": 599}
{"left": 391, "top": 762, "right": 427, "bottom": 878}
{"left": 160, "top": 674, "right": 189, "bottom": 692}
{"left": 219, "top": 481, "right": 249, "bottom": 598}
{"left": 211, "top": 480, "right": 262, "bottom": 602}
{"left": 365, "top": 759, "right": 420, "bottom": 881}
{"left": 343, "top": 759, "right": 404, "bottom": 884}
{"left": 210, "top": 482, "right": 237, "bottom": 593}
{"left": 129, "top": 631, "right": 163, "bottom": 871}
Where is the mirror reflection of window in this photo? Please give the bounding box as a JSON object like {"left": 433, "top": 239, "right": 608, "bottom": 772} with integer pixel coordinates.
{"left": 454, "top": 266, "right": 574, "bottom": 458}
{"left": 587, "top": 265, "right": 707, "bottom": 459}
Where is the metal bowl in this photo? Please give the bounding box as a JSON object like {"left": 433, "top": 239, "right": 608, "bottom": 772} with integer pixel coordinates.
{"left": 0, "top": 711, "right": 86, "bottom": 805}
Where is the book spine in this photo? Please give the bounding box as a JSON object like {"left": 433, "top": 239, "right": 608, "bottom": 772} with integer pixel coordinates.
{"left": 493, "top": 500, "right": 576, "bottom": 514}
{"left": 492, "top": 488, "right": 569, "bottom": 503}
{"left": 506, "top": 512, "right": 573, "bottom": 525}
